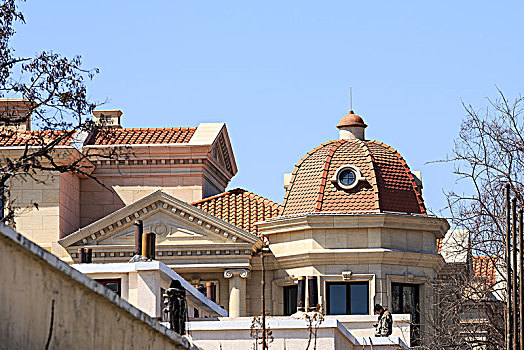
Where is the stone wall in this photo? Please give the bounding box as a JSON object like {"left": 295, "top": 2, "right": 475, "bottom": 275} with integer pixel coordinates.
{"left": 9, "top": 172, "right": 60, "bottom": 249}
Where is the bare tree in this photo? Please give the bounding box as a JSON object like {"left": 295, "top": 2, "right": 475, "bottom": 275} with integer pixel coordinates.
{"left": 426, "top": 88, "right": 524, "bottom": 349}
{"left": 0, "top": 0, "right": 121, "bottom": 223}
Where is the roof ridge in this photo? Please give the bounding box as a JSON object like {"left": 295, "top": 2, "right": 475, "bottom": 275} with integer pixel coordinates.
{"left": 191, "top": 188, "right": 245, "bottom": 205}
{"left": 315, "top": 140, "right": 346, "bottom": 212}
{"left": 361, "top": 140, "right": 381, "bottom": 212}
{"left": 191, "top": 188, "right": 282, "bottom": 210}
{"left": 367, "top": 140, "right": 427, "bottom": 215}
{"left": 114, "top": 126, "right": 197, "bottom": 131}
{"left": 282, "top": 139, "right": 339, "bottom": 211}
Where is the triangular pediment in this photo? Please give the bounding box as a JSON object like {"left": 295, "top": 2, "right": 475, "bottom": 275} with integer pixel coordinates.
{"left": 59, "top": 190, "right": 261, "bottom": 249}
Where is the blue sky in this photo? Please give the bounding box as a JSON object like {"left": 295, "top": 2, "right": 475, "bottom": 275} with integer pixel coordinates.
{"left": 12, "top": 1, "right": 524, "bottom": 215}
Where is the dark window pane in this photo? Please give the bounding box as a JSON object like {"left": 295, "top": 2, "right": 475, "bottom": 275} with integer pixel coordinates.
{"left": 350, "top": 284, "right": 368, "bottom": 315}
{"left": 329, "top": 284, "right": 347, "bottom": 315}
{"left": 391, "top": 283, "right": 420, "bottom": 346}
{"left": 283, "top": 285, "right": 298, "bottom": 316}
{"left": 95, "top": 279, "right": 121, "bottom": 297}
{"left": 392, "top": 284, "right": 402, "bottom": 313}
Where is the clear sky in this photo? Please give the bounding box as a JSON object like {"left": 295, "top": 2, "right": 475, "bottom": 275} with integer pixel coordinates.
{"left": 11, "top": 1, "right": 524, "bottom": 216}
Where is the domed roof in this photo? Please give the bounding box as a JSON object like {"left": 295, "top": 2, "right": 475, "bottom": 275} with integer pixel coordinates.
{"left": 282, "top": 139, "right": 426, "bottom": 216}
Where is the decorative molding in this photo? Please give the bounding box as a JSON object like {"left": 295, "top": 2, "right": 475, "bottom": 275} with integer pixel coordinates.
{"left": 59, "top": 190, "right": 263, "bottom": 249}
{"left": 342, "top": 271, "right": 352, "bottom": 280}
{"left": 224, "top": 269, "right": 251, "bottom": 279}
{"left": 92, "top": 158, "right": 206, "bottom": 167}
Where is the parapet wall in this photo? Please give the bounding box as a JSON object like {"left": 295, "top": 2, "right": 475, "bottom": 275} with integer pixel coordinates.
{"left": 0, "top": 223, "right": 199, "bottom": 350}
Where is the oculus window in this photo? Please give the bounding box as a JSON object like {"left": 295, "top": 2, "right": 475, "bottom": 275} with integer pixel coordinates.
{"left": 326, "top": 282, "right": 369, "bottom": 315}
{"left": 331, "top": 165, "right": 364, "bottom": 190}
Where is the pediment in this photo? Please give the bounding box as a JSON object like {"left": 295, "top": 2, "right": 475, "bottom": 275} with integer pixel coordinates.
{"left": 59, "top": 190, "right": 261, "bottom": 249}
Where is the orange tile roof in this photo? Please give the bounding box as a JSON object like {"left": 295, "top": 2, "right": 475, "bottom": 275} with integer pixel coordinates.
{"left": 0, "top": 130, "right": 73, "bottom": 147}
{"left": 473, "top": 256, "right": 497, "bottom": 287}
{"left": 282, "top": 139, "right": 426, "bottom": 216}
{"left": 88, "top": 127, "right": 196, "bottom": 145}
{"left": 192, "top": 188, "right": 282, "bottom": 235}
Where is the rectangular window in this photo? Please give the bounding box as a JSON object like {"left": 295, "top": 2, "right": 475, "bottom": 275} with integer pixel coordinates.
{"left": 392, "top": 283, "right": 420, "bottom": 345}
{"left": 95, "top": 279, "right": 121, "bottom": 297}
{"left": 283, "top": 285, "right": 298, "bottom": 316}
{"left": 326, "top": 282, "right": 369, "bottom": 315}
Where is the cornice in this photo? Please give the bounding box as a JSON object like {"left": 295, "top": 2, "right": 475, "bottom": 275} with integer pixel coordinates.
{"left": 68, "top": 247, "right": 253, "bottom": 262}
{"left": 272, "top": 248, "right": 446, "bottom": 270}
{"left": 257, "top": 212, "right": 449, "bottom": 238}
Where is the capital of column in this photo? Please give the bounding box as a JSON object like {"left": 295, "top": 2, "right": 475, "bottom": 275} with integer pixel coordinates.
{"left": 224, "top": 268, "right": 251, "bottom": 279}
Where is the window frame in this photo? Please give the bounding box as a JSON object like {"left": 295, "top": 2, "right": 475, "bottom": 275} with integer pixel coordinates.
{"left": 95, "top": 278, "right": 121, "bottom": 297}
{"left": 326, "top": 281, "right": 369, "bottom": 315}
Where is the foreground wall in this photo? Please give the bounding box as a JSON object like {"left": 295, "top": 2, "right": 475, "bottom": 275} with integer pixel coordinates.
{"left": 0, "top": 223, "right": 198, "bottom": 350}
{"left": 187, "top": 318, "right": 407, "bottom": 350}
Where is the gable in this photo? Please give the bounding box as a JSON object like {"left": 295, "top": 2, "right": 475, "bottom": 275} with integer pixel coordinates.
{"left": 59, "top": 190, "right": 262, "bottom": 250}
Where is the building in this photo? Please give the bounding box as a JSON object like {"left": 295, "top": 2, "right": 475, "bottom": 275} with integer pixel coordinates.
{"left": 1, "top": 102, "right": 452, "bottom": 348}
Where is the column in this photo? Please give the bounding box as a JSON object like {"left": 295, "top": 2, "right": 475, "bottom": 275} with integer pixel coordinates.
{"left": 224, "top": 269, "right": 250, "bottom": 317}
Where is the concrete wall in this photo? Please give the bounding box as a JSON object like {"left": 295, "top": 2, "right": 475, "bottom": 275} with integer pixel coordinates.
{"left": 0, "top": 223, "right": 198, "bottom": 350}
{"left": 187, "top": 317, "right": 407, "bottom": 350}
{"left": 80, "top": 175, "right": 205, "bottom": 228}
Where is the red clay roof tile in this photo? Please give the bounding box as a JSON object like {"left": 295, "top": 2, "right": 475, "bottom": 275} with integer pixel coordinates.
{"left": 0, "top": 130, "right": 74, "bottom": 147}
{"left": 88, "top": 127, "right": 196, "bottom": 145}
{"left": 192, "top": 188, "right": 282, "bottom": 235}
{"left": 472, "top": 256, "right": 497, "bottom": 287}
{"left": 282, "top": 139, "right": 426, "bottom": 216}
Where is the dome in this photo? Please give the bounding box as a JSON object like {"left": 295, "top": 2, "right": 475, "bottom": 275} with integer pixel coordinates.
{"left": 282, "top": 138, "right": 426, "bottom": 216}
{"left": 336, "top": 110, "right": 367, "bottom": 129}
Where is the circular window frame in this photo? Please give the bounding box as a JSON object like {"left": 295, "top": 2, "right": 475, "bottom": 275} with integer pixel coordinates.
{"left": 331, "top": 165, "right": 364, "bottom": 190}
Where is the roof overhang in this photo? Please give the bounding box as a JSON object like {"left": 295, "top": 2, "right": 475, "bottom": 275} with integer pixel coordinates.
{"left": 257, "top": 212, "right": 450, "bottom": 238}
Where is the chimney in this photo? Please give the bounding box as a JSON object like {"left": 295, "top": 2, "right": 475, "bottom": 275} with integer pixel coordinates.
{"left": 0, "top": 99, "right": 32, "bottom": 131}
{"left": 337, "top": 110, "right": 367, "bottom": 140}
{"left": 134, "top": 220, "right": 143, "bottom": 255}
{"left": 93, "top": 110, "right": 123, "bottom": 128}
{"left": 412, "top": 171, "right": 423, "bottom": 195}
{"left": 141, "top": 232, "right": 156, "bottom": 260}
{"left": 283, "top": 173, "right": 292, "bottom": 190}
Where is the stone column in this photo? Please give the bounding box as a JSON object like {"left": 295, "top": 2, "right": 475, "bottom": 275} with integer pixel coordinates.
{"left": 224, "top": 269, "right": 250, "bottom": 317}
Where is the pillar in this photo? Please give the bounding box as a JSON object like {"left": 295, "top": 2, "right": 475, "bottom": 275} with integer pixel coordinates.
{"left": 224, "top": 269, "right": 250, "bottom": 317}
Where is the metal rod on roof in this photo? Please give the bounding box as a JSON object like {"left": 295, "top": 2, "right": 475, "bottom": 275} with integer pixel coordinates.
{"left": 513, "top": 197, "right": 518, "bottom": 350}
{"left": 350, "top": 87, "right": 353, "bottom": 111}
{"left": 519, "top": 208, "right": 523, "bottom": 350}
{"left": 506, "top": 184, "right": 512, "bottom": 350}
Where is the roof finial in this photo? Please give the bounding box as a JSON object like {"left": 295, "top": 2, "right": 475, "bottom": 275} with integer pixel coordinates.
{"left": 349, "top": 87, "right": 353, "bottom": 111}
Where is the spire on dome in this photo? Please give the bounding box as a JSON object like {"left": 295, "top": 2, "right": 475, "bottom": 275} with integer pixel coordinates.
{"left": 337, "top": 110, "right": 367, "bottom": 140}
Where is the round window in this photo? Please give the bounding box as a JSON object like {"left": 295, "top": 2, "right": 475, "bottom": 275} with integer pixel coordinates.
{"left": 338, "top": 168, "right": 357, "bottom": 187}
{"left": 331, "top": 165, "right": 363, "bottom": 190}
